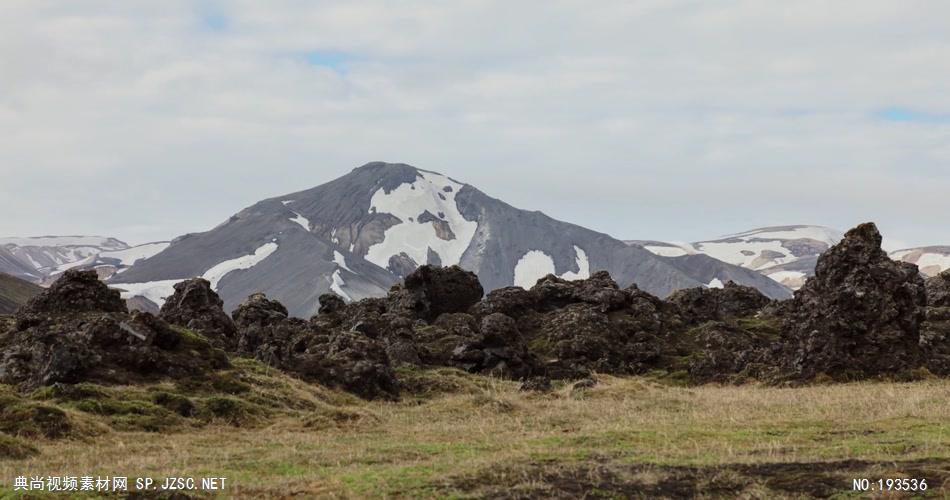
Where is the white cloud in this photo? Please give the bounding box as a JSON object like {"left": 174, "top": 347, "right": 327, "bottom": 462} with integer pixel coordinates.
{"left": 1, "top": 1, "right": 949, "bottom": 247}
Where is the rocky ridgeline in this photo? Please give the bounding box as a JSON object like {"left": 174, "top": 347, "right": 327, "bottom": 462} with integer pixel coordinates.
{"left": 1, "top": 222, "right": 948, "bottom": 400}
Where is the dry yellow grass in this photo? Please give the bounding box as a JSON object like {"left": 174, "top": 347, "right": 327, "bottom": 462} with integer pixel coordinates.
{"left": 2, "top": 370, "right": 949, "bottom": 498}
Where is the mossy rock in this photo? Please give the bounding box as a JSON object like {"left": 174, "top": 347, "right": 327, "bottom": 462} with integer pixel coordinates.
{"left": 395, "top": 366, "right": 494, "bottom": 400}
{"left": 0, "top": 403, "right": 71, "bottom": 439}
{"left": 29, "top": 382, "right": 109, "bottom": 401}
{"left": 74, "top": 397, "right": 163, "bottom": 416}
{"left": 0, "top": 433, "right": 39, "bottom": 460}
{"left": 151, "top": 392, "right": 196, "bottom": 417}
{"left": 200, "top": 396, "right": 262, "bottom": 427}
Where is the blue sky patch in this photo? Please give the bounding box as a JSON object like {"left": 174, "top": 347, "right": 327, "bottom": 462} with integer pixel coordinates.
{"left": 303, "top": 51, "right": 351, "bottom": 72}
{"left": 197, "top": 1, "right": 228, "bottom": 32}
{"left": 874, "top": 107, "right": 950, "bottom": 123}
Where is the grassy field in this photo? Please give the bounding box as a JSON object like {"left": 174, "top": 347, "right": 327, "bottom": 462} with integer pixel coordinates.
{"left": 1, "top": 364, "right": 949, "bottom": 498}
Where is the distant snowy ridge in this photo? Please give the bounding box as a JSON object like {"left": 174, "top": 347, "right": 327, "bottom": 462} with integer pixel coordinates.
{"left": 0, "top": 236, "right": 127, "bottom": 248}
{"left": 635, "top": 225, "right": 950, "bottom": 289}
{"left": 891, "top": 246, "right": 950, "bottom": 277}
{"left": 0, "top": 235, "right": 134, "bottom": 284}
{"left": 632, "top": 225, "right": 844, "bottom": 290}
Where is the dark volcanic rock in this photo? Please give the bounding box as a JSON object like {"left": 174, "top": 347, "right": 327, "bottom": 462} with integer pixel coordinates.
{"left": 780, "top": 223, "right": 926, "bottom": 380}
{"left": 925, "top": 270, "right": 950, "bottom": 308}
{"left": 666, "top": 281, "right": 770, "bottom": 325}
{"left": 234, "top": 293, "right": 398, "bottom": 400}
{"left": 394, "top": 265, "right": 484, "bottom": 321}
{"left": 685, "top": 321, "right": 775, "bottom": 383}
{"left": 921, "top": 271, "right": 950, "bottom": 375}
{"left": 0, "top": 311, "right": 228, "bottom": 389}
{"left": 449, "top": 313, "right": 539, "bottom": 379}
{"left": 233, "top": 293, "right": 289, "bottom": 327}
{"left": 159, "top": 278, "right": 237, "bottom": 349}
{"left": 530, "top": 271, "right": 630, "bottom": 313}
{"left": 19, "top": 270, "right": 126, "bottom": 316}
{"left": 469, "top": 286, "right": 537, "bottom": 319}
{"left": 317, "top": 293, "right": 347, "bottom": 315}
{"left": 411, "top": 313, "right": 480, "bottom": 366}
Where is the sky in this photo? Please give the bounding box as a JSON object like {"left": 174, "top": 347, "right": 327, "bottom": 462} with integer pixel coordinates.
{"left": 1, "top": 1, "right": 949, "bottom": 250}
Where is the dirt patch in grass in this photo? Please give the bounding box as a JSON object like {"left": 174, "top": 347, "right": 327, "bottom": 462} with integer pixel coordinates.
{"left": 444, "top": 458, "right": 950, "bottom": 499}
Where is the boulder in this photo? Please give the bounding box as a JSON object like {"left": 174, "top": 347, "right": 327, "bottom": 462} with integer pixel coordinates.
{"left": 233, "top": 293, "right": 289, "bottom": 328}
{"left": 925, "top": 270, "right": 950, "bottom": 307}
{"left": 158, "top": 278, "right": 237, "bottom": 349}
{"left": 666, "top": 281, "right": 770, "bottom": 325}
{"left": 18, "top": 270, "right": 126, "bottom": 316}
{"left": 530, "top": 271, "right": 630, "bottom": 313}
{"left": 780, "top": 223, "right": 926, "bottom": 380}
{"left": 317, "top": 293, "right": 347, "bottom": 315}
{"left": 392, "top": 265, "right": 484, "bottom": 321}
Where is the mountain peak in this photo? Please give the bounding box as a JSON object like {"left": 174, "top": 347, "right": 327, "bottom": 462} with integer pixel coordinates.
{"left": 113, "top": 162, "right": 791, "bottom": 317}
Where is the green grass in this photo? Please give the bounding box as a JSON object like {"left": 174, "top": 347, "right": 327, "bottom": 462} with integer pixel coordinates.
{"left": 1, "top": 370, "right": 948, "bottom": 498}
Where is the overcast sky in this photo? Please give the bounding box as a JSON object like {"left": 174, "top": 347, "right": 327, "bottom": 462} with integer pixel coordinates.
{"left": 2, "top": 1, "right": 949, "bottom": 249}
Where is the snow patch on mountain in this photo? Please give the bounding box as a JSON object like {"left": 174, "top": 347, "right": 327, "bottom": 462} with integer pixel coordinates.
{"left": 365, "top": 171, "right": 477, "bottom": 270}
{"left": 766, "top": 270, "right": 808, "bottom": 289}
{"left": 513, "top": 246, "right": 591, "bottom": 288}
{"left": 116, "top": 242, "right": 279, "bottom": 305}
{"left": 288, "top": 212, "right": 310, "bottom": 231}
{"left": 329, "top": 270, "right": 351, "bottom": 301}
{"left": 513, "top": 250, "right": 556, "bottom": 288}
{"left": 333, "top": 251, "right": 353, "bottom": 273}
{"left": 560, "top": 246, "right": 590, "bottom": 280}
{"left": 644, "top": 245, "right": 689, "bottom": 257}
{"left": 99, "top": 242, "right": 170, "bottom": 267}
{"left": 696, "top": 239, "right": 797, "bottom": 270}
{"left": 204, "top": 242, "right": 279, "bottom": 290}
{"left": 114, "top": 280, "right": 180, "bottom": 306}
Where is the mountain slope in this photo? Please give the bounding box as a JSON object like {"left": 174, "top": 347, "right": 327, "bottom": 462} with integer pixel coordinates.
{"left": 115, "top": 162, "right": 791, "bottom": 316}
{"left": 633, "top": 225, "right": 843, "bottom": 290}
{"left": 0, "top": 272, "right": 43, "bottom": 314}
{"left": 0, "top": 247, "right": 40, "bottom": 283}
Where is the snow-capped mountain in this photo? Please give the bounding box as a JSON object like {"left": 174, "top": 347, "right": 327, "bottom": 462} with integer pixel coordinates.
{"left": 630, "top": 225, "right": 844, "bottom": 290}
{"left": 890, "top": 246, "right": 950, "bottom": 277}
{"left": 0, "top": 236, "right": 169, "bottom": 285}
{"left": 114, "top": 162, "right": 791, "bottom": 317}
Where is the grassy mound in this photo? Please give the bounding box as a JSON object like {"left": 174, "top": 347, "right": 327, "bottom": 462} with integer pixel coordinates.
{"left": 0, "top": 433, "right": 38, "bottom": 460}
